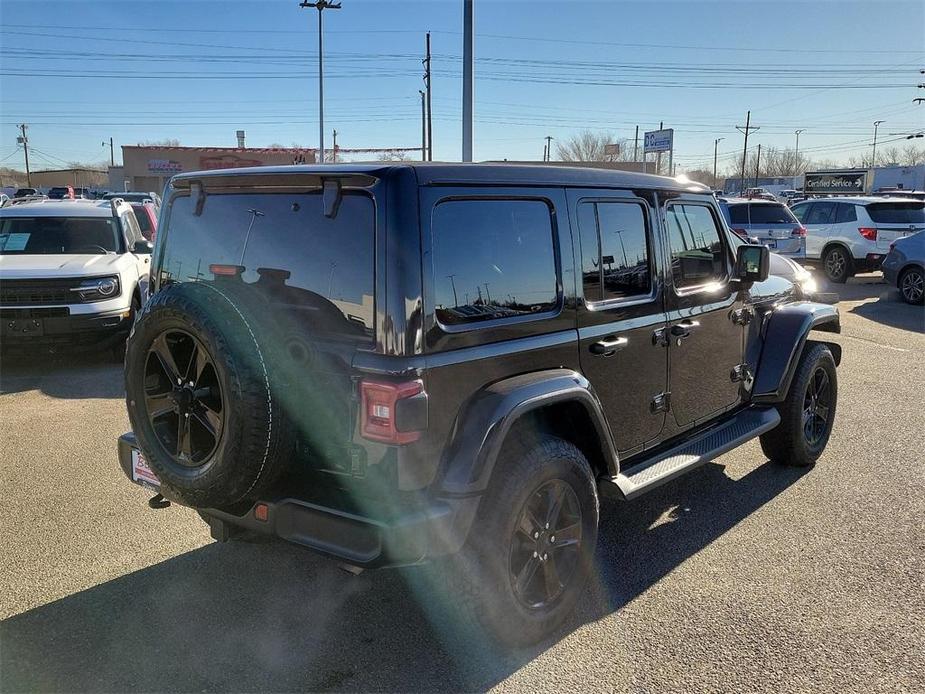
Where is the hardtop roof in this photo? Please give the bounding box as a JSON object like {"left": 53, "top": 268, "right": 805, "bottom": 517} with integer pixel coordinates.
{"left": 0, "top": 199, "right": 117, "bottom": 217}
{"left": 168, "top": 162, "right": 713, "bottom": 194}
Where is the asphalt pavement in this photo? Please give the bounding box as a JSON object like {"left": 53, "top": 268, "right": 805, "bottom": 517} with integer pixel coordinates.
{"left": 1, "top": 273, "right": 923, "bottom": 693}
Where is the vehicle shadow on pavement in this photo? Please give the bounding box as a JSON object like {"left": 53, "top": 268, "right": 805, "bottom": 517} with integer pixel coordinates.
{"left": 848, "top": 296, "right": 924, "bottom": 333}
{"left": 0, "top": 352, "right": 124, "bottom": 399}
{"left": 0, "top": 460, "right": 808, "bottom": 693}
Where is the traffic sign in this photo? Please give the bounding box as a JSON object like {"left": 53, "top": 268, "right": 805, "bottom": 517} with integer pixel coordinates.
{"left": 644, "top": 129, "right": 673, "bottom": 154}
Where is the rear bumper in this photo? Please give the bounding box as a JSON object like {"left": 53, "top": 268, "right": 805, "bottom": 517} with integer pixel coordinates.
{"left": 0, "top": 306, "right": 131, "bottom": 350}
{"left": 116, "top": 432, "right": 481, "bottom": 568}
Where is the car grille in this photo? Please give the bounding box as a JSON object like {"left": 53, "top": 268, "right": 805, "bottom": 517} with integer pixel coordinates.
{"left": 0, "top": 278, "right": 85, "bottom": 305}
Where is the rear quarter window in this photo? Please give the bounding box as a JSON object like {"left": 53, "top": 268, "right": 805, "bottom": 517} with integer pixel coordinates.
{"left": 866, "top": 202, "right": 925, "bottom": 225}
{"left": 728, "top": 203, "right": 797, "bottom": 225}
{"left": 431, "top": 198, "right": 558, "bottom": 327}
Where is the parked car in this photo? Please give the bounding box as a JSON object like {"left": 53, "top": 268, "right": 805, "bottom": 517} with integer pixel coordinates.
{"left": 0, "top": 193, "right": 9, "bottom": 208}
{"left": 13, "top": 187, "right": 37, "bottom": 198}
{"left": 790, "top": 197, "right": 925, "bottom": 283}
{"left": 718, "top": 198, "right": 806, "bottom": 259}
{"left": 47, "top": 186, "right": 93, "bottom": 200}
{"left": 744, "top": 187, "right": 777, "bottom": 201}
{"left": 881, "top": 231, "right": 924, "bottom": 305}
{"left": 130, "top": 201, "right": 158, "bottom": 242}
{"left": 117, "top": 164, "right": 840, "bottom": 646}
{"left": 872, "top": 189, "right": 925, "bottom": 201}
{"left": 0, "top": 198, "right": 152, "bottom": 358}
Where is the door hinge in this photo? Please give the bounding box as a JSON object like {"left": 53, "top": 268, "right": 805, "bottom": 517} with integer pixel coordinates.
{"left": 651, "top": 391, "right": 671, "bottom": 413}
{"left": 731, "top": 307, "right": 753, "bottom": 325}
{"left": 730, "top": 363, "right": 754, "bottom": 387}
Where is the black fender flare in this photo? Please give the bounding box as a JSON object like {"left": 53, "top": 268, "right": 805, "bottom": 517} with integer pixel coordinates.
{"left": 752, "top": 302, "right": 841, "bottom": 404}
{"left": 438, "top": 369, "right": 619, "bottom": 496}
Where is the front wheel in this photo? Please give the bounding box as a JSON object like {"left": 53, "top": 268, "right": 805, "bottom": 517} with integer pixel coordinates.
{"left": 899, "top": 266, "right": 924, "bottom": 305}
{"left": 760, "top": 343, "right": 838, "bottom": 467}
{"left": 429, "top": 435, "right": 599, "bottom": 646}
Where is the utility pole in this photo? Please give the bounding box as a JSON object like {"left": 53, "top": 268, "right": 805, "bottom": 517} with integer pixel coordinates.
{"left": 544, "top": 135, "right": 553, "bottom": 162}
{"left": 872, "top": 120, "right": 885, "bottom": 167}
{"left": 462, "top": 0, "right": 474, "bottom": 162}
{"left": 17, "top": 123, "right": 31, "bottom": 186}
{"left": 332, "top": 129, "right": 337, "bottom": 162}
{"left": 102, "top": 136, "right": 114, "bottom": 167}
{"left": 424, "top": 32, "right": 433, "bottom": 161}
{"left": 299, "top": 0, "right": 341, "bottom": 165}
{"left": 633, "top": 125, "right": 639, "bottom": 163}
{"left": 713, "top": 137, "right": 724, "bottom": 189}
{"left": 794, "top": 129, "right": 805, "bottom": 163}
{"left": 655, "top": 121, "right": 663, "bottom": 175}
{"left": 542, "top": 140, "right": 547, "bottom": 162}
{"left": 420, "top": 90, "right": 427, "bottom": 161}
{"left": 754, "top": 143, "right": 761, "bottom": 187}
{"left": 736, "top": 111, "right": 758, "bottom": 195}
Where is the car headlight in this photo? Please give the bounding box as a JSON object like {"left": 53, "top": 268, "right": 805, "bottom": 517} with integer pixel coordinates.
{"left": 797, "top": 273, "right": 817, "bottom": 295}
{"left": 70, "top": 275, "right": 121, "bottom": 302}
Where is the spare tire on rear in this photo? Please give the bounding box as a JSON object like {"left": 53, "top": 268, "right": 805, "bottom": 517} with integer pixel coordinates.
{"left": 125, "top": 282, "right": 292, "bottom": 508}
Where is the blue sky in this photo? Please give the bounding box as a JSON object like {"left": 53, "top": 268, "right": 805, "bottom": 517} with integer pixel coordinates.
{"left": 1, "top": 0, "right": 923, "bottom": 173}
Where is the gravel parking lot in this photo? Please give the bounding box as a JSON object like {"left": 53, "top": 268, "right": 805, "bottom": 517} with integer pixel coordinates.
{"left": 1, "top": 274, "right": 923, "bottom": 693}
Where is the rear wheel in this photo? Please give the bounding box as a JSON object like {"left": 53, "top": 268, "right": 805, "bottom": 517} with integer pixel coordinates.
{"left": 760, "top": 343, "right": 837, "bottom": 467}
{"left": 899, "top": 266, "right": 924, "bottom": 305}
{"left": 823, "top": 246, "right": 852, "bottom": 284}
{"left": 428, "top": 435, "right": 598, "bottom": 646}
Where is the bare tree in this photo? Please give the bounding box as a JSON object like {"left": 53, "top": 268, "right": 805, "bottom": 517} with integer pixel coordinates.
{"left": 683, "top": 168, "right": 716, "bottom": 186}
{"left": 137, "top": 138, "right": 181, "bottom": 147}
{"left": 555, "top": 130, "right": 631, "bottom": 162}
{"left": 902, "top": 144, "right": 925, "bottom": 166}
{"left": 375, "top": 151, "right": 411, "bottom": 162}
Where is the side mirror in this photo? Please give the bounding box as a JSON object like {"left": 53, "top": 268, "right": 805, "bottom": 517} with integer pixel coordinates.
{"left": 734, "top": 244, "right": 769, "bottom": 283}
{"left": 133, "top": 239, "right": 154, "bottom": 254}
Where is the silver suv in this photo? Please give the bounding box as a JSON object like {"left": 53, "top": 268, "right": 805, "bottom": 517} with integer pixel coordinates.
{"left": 718, "top": 198, "right": 806, "bottom": 259}
{"left": 791, "top": 197, "right": 925, "bottom": 283}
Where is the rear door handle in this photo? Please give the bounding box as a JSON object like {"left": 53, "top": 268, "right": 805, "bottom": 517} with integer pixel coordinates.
{"left": 589, "top": 336, "right": 628, "bottom": 356}
{"left": 670, "top": 320, "right": 700, "bottom": 338}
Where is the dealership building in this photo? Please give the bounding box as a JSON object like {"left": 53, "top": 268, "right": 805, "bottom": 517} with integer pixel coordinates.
{"left": 115, "top": 144, "right": 318, "bottom": 193}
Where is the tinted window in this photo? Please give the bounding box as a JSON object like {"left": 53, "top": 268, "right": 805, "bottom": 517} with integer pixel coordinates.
{"left": 578, "top": 201, "right": 650, "bottom": 301}
{"left": 728, "top": 203, "right": 797, "bottom": 225}
{"left": 805, "top": 201, "right": 835, "bottom": 225}
{"left": 835, "top": 203, "right": 857, "bottom": 224}
{"left": 159, "top": 191, "right": 375, "bottom": 340}
{"left": 790, "top": 202, "right": 811, "bottom": 222}
{"left": 666, "top": 204, "right": 727, "bottom": 289}
{"left": 0, "top": 216, "right": 120, "bottom": 254}
{"left": 432, "top": 199, "right": 557, "bottom": 326}
{"left": 866, "top": 202, "right": 925, "bottom": 224}
{"left": 132, "top": 204, "right": 153, "bottom": 239}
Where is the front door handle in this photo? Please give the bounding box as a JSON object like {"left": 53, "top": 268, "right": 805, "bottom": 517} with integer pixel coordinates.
{"left": 670, "top": 320, "right": 700, "bottom": 338}
{"left": 589, "top": 336, "right": 628, "bottom": 357}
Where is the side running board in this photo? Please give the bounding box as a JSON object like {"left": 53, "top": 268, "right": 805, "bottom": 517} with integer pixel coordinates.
{"left": 603, "top": 407, "right": 781, "bottom": 500}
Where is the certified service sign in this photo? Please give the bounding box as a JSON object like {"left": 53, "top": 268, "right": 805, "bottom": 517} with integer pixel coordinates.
{"left": 804, "top": 170, "right": 867, "bottom": 194}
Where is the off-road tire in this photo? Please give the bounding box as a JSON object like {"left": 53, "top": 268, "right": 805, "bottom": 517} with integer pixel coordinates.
{"left": 760, "top": 342, "right": 837, "bottom": 467}
{"left": 125, "top": 282, "right": 293, "bottom": 507}
{"left": 423, "top": 434, "right": 599, "bottom": 647}
{"left": 822, "top": 246, "right": 852, "bottom": 284}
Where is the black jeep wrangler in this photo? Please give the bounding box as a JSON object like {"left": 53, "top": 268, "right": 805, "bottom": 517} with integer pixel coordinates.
{"left": 118, "top": 164, "right": 840, "bottom": 644}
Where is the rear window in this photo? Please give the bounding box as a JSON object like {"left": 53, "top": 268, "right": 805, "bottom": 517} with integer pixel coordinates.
{"left": 0, "top": 216, "right": 120, "bottom": 254}
{"left": 432, "top": 199, "right": 558, "bottom": 326}
{"left": 727, "top": 203, "right": 797, "bottom": 225}
{"left": 866, "top": 202, "right": 925, "bottom": 225}
{"left": 158, "top": 190, "right": 375, "bottom": 341}
{"left": 132, "top": 204, "right": 153, "bottom": 238}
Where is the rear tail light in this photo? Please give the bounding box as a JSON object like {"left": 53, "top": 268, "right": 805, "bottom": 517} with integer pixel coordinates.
{"left": 208, "top": 264, "right": 245, "bottom": 277}
{"left": 360, "top": 380, "right": 425, "bottom": 444}
{"left": 791, "top": 225, "right": 807, "bottom": 237}
{"left": 858, "top": 227, "right": 878, "bottom": 241}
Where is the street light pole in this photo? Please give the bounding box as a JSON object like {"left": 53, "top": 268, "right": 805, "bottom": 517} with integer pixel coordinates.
{"left": 300, "top": 0, "right": 341, "bottom": 164}
{"left": 794, "top": 129, "right": 804, "bottom": 162}
{"left": 713, "top": 137, "right": 724, "bottom": 188}
{"left": 872, "top": 120, "right": 885, "bottom": 167}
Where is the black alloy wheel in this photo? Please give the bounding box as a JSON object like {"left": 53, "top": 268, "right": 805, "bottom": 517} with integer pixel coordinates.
{"left": 509, "top": 479, "right": 583, "bottom": 610}
{"left": 823, "top": 247, "right": 851, "bottom": 283}
{"left": 144, "top": 329, "right": 223, "bottom": 466}
{"left": 802, "top": 366, "right": 832, "bottom": 451}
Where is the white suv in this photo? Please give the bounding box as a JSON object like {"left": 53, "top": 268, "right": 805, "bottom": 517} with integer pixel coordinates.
{"left": 791, "top": 197, "right": 925, "bottom": 283}
{"left": 0, "top": 198, "right": 152, "bottom": 358}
